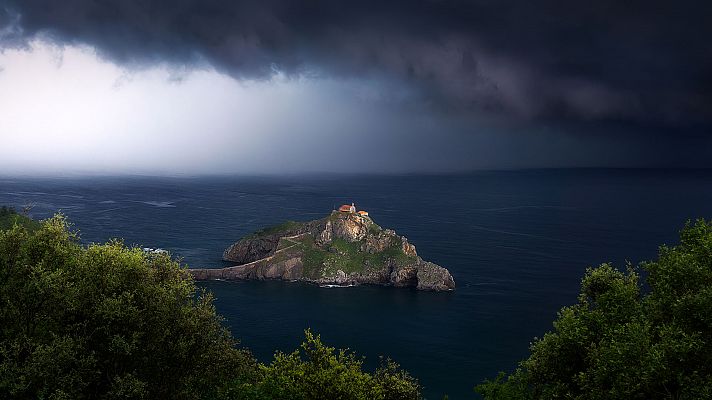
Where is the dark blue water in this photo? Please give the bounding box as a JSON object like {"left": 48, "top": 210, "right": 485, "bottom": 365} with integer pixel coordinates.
{"left": 2, "top": 169, "right": 711, "bottom": 399}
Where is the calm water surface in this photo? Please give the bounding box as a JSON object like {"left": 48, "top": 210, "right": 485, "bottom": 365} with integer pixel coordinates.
{"left": 2, "top": 169, "right": 711, "bottom": 399}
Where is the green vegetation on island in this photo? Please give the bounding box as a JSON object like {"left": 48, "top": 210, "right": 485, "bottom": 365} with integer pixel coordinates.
{"left": 248, "top": 220, "right": 304, "bottom": 239}
{"left": 477, "top": 219, "right": 712, "bottom": 399}
{"left": 290, "top": 235, "right": 417, "bottom": 279}
{"left": 0, "top": 213, "right": 422, "bottom": 399}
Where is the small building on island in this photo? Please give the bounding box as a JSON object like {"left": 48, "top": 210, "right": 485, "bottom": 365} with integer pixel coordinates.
{"left": 339, "top": 203, "right": 356, "bottom": 213}
{"left": 337, "top": 203, "right": 370, "bottom": 218}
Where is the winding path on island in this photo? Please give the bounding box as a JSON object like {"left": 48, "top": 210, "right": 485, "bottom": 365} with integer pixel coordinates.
{"left": 188, "top": 233, "right": 307, "bottom": 279}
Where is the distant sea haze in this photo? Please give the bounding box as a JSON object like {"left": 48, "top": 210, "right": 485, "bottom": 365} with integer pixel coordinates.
{"left": 2, "top": 169, "right": 711, "bottom": 399}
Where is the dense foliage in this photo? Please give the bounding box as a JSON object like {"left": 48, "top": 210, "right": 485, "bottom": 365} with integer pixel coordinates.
{"left": 0, "top": 214, "right": 254, "bottom": 399}
{"left": 477, "top": 219, "right": 712, "bottom": 399}
{"left": 222, "top": 330, "right": 421, "bottom": 400}
{"left": 0, "top": 213, "right": 422, "bottom": 399}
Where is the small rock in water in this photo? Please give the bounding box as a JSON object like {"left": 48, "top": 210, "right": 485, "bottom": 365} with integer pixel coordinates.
{"left": 142, "top": 247, "right": 168, "bottom": 255}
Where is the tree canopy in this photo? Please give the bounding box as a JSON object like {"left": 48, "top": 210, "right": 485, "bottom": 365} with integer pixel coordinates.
{"left": 223, "top": 330, "right": 421, "bottom": 400}
{"left": 0, "top": 214, "right": 254, "bottom": 399}
{"left": 477, "top": 219, "right": 712, "bottom": 399}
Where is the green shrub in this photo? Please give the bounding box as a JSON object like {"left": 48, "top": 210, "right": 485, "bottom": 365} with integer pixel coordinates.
{"left": 223, "top": 330, "right": 422, "bottom": 400}
{"left": 0, "top": 215, "right": 255, "bottom": 399}
{"left": 477, "top": 219, "right": 712, "bottom": 399}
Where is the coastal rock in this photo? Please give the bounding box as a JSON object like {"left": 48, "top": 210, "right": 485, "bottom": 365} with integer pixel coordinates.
{"left": 415, "top": 262, "right": 456, "bottom": 291}
{"left": 222, "top": 236, "right": 279, "bottom": 264}
{"left": 401, "top": 237, "right": 417, "bottom": 257}
{"left": 195, "top": 211, "right": 455, "bottom": 291}
{"left": 316, "top": 269, "right": 350, "bottom": 285}
{"left": 361, "top": 230, "right": 394, "bottom": 254}
{"left": 330, "top": 213, "right": 370, "bottom": 242}
{"left": 316, "top": 220, "right": 333, "bottom": 245}
{"left": 222, "top": 220, "right": 320, "bottom": 263}
{"left": 391, "top": 265, "right": 418, "bottom": 287}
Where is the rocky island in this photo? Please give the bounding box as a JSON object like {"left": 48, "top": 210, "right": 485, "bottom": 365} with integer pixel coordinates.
{"left": 189, "top": 205, "right": 455, "bottom": 291}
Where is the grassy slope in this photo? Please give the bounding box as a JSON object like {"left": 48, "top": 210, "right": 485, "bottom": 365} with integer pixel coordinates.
{"left": 248, "top": 213, "right": 417, "bottom": 279}
{"left": 296, "top": 235, "right": 417, "bottom": 279}
{"left": 246, "top": 220, "right": 304, "bottom": 239}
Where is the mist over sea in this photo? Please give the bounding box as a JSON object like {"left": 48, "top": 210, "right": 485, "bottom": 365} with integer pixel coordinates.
{"left": 2, "top": 169, "right": 711, "bottom": 399}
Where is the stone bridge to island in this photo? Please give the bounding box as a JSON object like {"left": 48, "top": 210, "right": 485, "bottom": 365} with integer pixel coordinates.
{"left": 188, "top": 233, "right": 307, "bottom": 281}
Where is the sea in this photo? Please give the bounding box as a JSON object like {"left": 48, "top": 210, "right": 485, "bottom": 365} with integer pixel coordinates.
{"left": 1, "top": 169, "right": 711, "bottom": 399}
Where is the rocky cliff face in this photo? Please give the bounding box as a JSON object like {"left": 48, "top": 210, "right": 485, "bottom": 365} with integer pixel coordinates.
{"left": 194, "top": 211, "right": 455, "bottom": 291}
{"left": 222, "top": 219, "right": 323, "bottom": 263}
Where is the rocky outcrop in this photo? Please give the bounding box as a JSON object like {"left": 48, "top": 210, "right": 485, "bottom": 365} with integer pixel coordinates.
{"left": 330, "top": 214, "right": 369, "bottom": 242}
{"left": 222, "top": 219, "right": 326, "bottom": 263}
{"left": 193, "top": 211, "right": 455, "bottom": 291}
{"left": 222, "top": 235, "right": 281, "bottom": 264}
{"left": 416, "top": 262, "right": 456, "bottom": 291}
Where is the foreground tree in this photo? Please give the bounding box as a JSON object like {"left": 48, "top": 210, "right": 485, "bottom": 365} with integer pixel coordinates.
{"left": 0, "top": 215, "right": 255, "bottom": 399}
{"left": 477, "top": 219, "right": 712, "bottom": 399}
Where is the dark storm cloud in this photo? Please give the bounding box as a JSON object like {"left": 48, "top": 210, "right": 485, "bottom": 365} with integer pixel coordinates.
{"left": 2, "top": 0, "right": 711, "bottom": 127}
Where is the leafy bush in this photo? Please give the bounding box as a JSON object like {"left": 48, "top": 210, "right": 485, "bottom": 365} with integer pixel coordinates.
{"left": 0, "top": 215, "right": 255, "bottom": 399}
{"left": 477, "top": 219, "right": 712, "bottom": 399}
{"left": 222, "top": 330, "right": 422, "bottom": 400}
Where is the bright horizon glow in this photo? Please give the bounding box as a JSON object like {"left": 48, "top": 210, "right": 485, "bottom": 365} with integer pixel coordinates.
{"left": 1, "top": 40, "right": 701, "bottom": 176}
{"left": 0, "top": 40, "right": 494, "bottom": 175}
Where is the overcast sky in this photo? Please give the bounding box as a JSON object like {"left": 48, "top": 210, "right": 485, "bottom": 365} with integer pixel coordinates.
{"left": 1, "top": 0, "right": 711, "bottom": 175}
